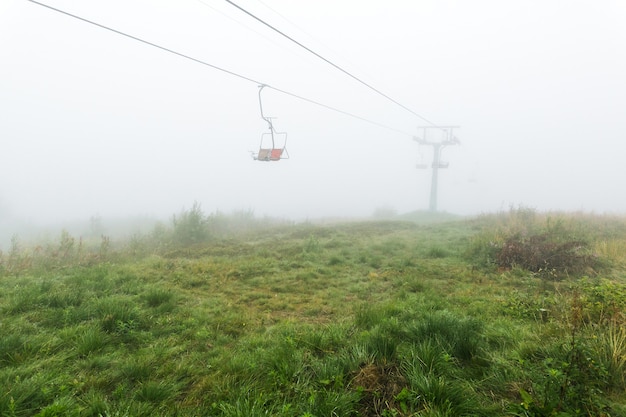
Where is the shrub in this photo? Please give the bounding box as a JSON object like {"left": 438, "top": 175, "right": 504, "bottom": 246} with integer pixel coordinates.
{"left": 496, "top": 233, "right": 594, "bottom": 276}
{"left": 466, "top": 209, "right": 604, "bottom": 277}
{"left": 171, "top": 202, "right": 209, "bottom": 245}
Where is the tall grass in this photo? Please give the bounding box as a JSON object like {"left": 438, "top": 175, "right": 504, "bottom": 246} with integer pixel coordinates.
{"left": 594, "top": 238, "right": 626, "bottom": 265}
{"left": 596, "top": 318, "right": 626, "bottom": 390}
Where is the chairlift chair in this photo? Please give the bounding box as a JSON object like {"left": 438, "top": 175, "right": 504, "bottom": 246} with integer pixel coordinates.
{"left": 252, "top": 85, "right": 289, "bottom": 161}
{"left": 416, "top": 143, "right": 428, "bottom": 169}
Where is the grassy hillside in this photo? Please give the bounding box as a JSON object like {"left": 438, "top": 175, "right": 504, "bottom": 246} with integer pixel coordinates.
{"left": 1, "top": 208, "right": 625, "bottom": 416}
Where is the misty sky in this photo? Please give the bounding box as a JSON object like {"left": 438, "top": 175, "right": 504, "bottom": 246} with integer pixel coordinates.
{"left": 1, "top": 0, "right": 626, "bottom": 231}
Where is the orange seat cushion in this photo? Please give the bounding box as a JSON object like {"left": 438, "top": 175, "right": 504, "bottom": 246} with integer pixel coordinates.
{"left": 270, "top": 148, "right": 283, "bottom": 161}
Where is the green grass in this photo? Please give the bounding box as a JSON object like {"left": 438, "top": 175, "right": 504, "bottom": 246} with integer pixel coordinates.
{"left": 0, "top": 209, "right": 625, "bottom": 416}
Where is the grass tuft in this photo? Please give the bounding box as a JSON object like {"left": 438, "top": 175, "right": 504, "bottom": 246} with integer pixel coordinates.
{"left": 142, "top": 288, "right": 175, "bottom": 309}
{"left": 76, "top": 326, "right": 109, "bottom": 357}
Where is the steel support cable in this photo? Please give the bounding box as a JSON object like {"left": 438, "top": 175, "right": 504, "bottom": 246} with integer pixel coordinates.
{"left": 26, "top": 0, "right": 412, "bottom": 136}
{"left": 27, "top": 0, "right": 259, "bottom": 85}
{"left": 194, "top": 0, "right": 289, "bottom": 57}
{"left": 224, "top": 0, "right": 439, "bottom": 127}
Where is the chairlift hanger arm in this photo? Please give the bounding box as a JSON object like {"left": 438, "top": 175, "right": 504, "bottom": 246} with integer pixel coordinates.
{"left": 258, "top": 84, "right": 279, "bottom": 130}
{"left": 258, "top": 84, "right": 269, "bottom": 123}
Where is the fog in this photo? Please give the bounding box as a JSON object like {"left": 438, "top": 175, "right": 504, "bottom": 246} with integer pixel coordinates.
{"left": 2, "top": 0, "right": 626, "bottom": 245}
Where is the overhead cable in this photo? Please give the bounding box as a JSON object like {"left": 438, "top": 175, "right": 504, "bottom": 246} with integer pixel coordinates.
{"left": 194, "top": 0, "right": 288, "bottom": 55}
{"left": 224, "top": 0, "right": 438, "bottom": 126}
{"left": 26, "top": 0, "right": 412, "bottom": 136}
{"left": 28, "top": 0, "right": 259, "bottom": 85}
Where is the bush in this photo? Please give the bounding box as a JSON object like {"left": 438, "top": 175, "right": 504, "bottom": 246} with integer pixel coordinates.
{"left": 466, "top": 209, "right": 603, "bottom": 277}
{"left": 496, "top": 233, "right": 594, "bottom": 276}
{"left": 171, "top": 202, "right": 209, "bottom": 245}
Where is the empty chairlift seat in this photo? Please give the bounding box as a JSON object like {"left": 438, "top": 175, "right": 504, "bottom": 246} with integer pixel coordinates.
{"left": 270, "top": 148, "right": 283, "bottom": 161}
{"left": 256, "top": 149, "right": 272, "bottom": 161}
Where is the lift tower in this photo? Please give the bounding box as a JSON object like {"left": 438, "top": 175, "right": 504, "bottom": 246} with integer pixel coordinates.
{"left": 414, "top": 126, "right": 460, "bottom": 212}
